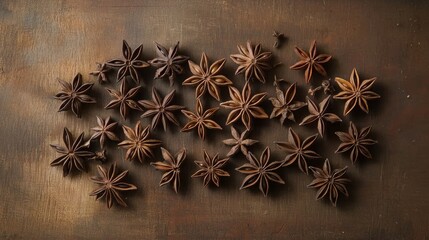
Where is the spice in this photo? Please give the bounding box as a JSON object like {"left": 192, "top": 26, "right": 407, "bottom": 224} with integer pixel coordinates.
{"left": 222, "top": 126, "right": 258, "bottom": 157}
{"left": 90, "top": 62, "right": 111, "bottom": 84}
{"left": 89, "top": 116, "right": 119, "bottom": 148}
{"left": 151, "top": 147, "right": 186, "bottom": 193}
{"left": 89, "top": 149, "right": 107, "bottom": 163}
{"left": 105, "top": 81, "right": 142, "bottom": 120}
{"left": 269, "top": 82, "right": 307, "bottom": 125}
{"left": 272, "top": 31, "right": 286, "bottom": 49}
{"left": 191, "top": 150, "right": 230, "bottom": 187}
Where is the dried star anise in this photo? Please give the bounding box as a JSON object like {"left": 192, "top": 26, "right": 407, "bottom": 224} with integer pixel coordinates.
{"left": 230, "top": 41, "right": 272, "bottom": 83}
{"left": 220, "top": 82, "right": 268, "bottom": 131}
{"left": 236, "top": 147, "right": 285, "bottom": 197}
{"left": 139, "top": 88, "right": 184, "bottom": 131}
{"left": 181, "top": 98, "right": 222, "bottom": 140}
{"left": 183, "top": 52, "right": 232, "bottom": 101}
{"left": 269, "top": 82, "right": 307, "bottom": 125}
{"left": 118, "top": 121, "right": 162, "bottom": 163}
{"left": 89, "top": 149, "right": 107, "bottom": 163}
{"left": 222, "top": 126, "right": 258, "bottom": 157}
{"left": 54, "top": 73, "right": 95, "bottom": 118}
{"left": 274, "top": 128, "right": 321, "bottom": 174}
{"left": 151, "top": 147, "right": 186, "bottom": 193}
{"left": 149, "top": 41, "right": 189, "bottom": 86}
{"left": 50, "top": 127, "right": 93, "bottom": 177}
{"left": 90, "top": 162, "right": 137, "bottom": 209}
{"left": 333, "top": 68, "right": 380, "bottom": 115}
{"left": 90, "top": 62, "right": 111, "bottom": 84}
{"left": 192, "top": 150, "right": 230, "bottom": 187}
{"left": 89, "top": 116, "right": 120, "bottom": 148}
{"left": 335, "top": 122, "right": 377, "bottom": 164}
{"left": 290, "top": 40, "right": 332, "bottom": 84}
{"left": 308, "top": 159, "right": 350, "bottom": 207}
{"left": 299, "top": 96, "right": 342, "bottom": 137}
{"left": 106, "top": 40, "right": 150, "bottom": 84}
{"left": 105, "top": 81, "right": 142, "bottom": 120}
{"left": 272, "top": 31, "right": 286, "bottom": 49}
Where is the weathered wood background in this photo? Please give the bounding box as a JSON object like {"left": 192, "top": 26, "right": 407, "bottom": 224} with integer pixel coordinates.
{"left": 0, "top": 0, "right": 428, "bottom": 239}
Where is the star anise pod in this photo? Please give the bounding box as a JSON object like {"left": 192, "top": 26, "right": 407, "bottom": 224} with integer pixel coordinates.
{"left": 105, "top": 81, "right": 142, "bottom": 120}
{"left": 236, "top": 147, "right": 285, "bottom": 197}
{"left": 192, "top": 151, "right": 230, "bottom": 187}
{"left": 308, "top": 159, "right": 350, "bottom": 207}
{"left": 149, "top": 41, "right": 189, "bottom": 86}
{"left": 181, "top": 98, "right": 222, "bottom": 140}
{"left": 90, "top": 62, "right": 111, "bottom": 84}
{"left": 50, "top": 128, "right": 93, "bottom": 177}
{"left": 274, "top": 128, "right": 321, "bottom": 174}
{"left": 335, "top": 122, "right": 377, "bottom": 164}
{"left": 90, "top": 162, "right": 137, "bottom": 209}
{"left": 299, "top": 96, "right": 342, "bottom": 137}
{"left": 222, "top": 126, "right": 258, "bottom": 157}
{"left": 269, "top": 83, "right": 307, "bottom": 125}
{"left": 89, "top": 116, "right": 120, "bottom": 148}
{"left": 105, "top": 40, "right": 150, "bottom": 84}
{"left": 139, "top": 88, "right": 184, "bottom": 131}
{"left": 151, "top": 147, "right": 186, "bottom": 193}
{"left": 290, "top": 40, "right": 332, "bottom": 83}
{"left": 230, "top": 41, "right": 272, "bottom": 83}
{"left": 333, "top": 68, "right": 380, "bottom": 115}
{"left": 54, "top": 73, "right": 95, "bottom": 118}
{"left": 183, "top": 52, "right": 232, "bottom": 101}
{"left": 118, "top": 121, "right": 162, "bottom": 163}
{"left": 89, "top": 149, "right": 107, "bottom": 163}
{"left": 220, "top": 82, "right": 268, "bottom": 131}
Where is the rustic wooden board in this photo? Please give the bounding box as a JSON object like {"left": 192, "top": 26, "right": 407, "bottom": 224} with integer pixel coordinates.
{"left": 0, "top": 0, "right": 428, "bottom": 239}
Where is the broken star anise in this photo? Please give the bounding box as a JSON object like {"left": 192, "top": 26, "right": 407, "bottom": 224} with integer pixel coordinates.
{"left": 118, "top": 121, "right": 162, "bottom": 163}
{"left": 105, "top": 81, "right": 142, "bottom": 120}
{"left": 183, "top": 52, "right": 232, "bottom": 101}
{"left": 290, "top": 40, "right": 332, "bottom": 84}
{"left": 90, "top": 62, "right": 111, "bottom": 84}
{"left": 308, "top": 159, "right": 350, "bottom": 207}
{"left": 54, "top": 73, "right": 95, "bottom": 118}
{"left": 106, "top": 40, "right": 150, "bottom": 84}
{"left": 90, "top": 162, "right": 137, "bottom": 209}
{"left": 269, "top": 82, "right": 307, "bottom": 125}
{"left": 220, "top": 82, "right": 268, "bottom": 131}
{"left": 89, "top": 116, "right": 120, "bottom": 148}
{"left": 274, "top": 128, "right": 321, "bottom": 174}
{"left": 236, "top": 147, "right": 285, "bottom": 197}
{"left": 149, "top": 41, "right": 189, "bottom": 86}
{"left": 230, "top": 41, "right": 272, "bottom": 83}
{"left": 181, "top": 98, "right": 222, "bottom": 140}
{"left": 192, "top": 150, "right": 230, "bottom": 187}
{"left": 335, "top": 121, "right": 377, "bottom": 164}
{"left": 333, "top": 68, "right": 380, "bottom": 115}
{"left": 50, "top": 127, "right": 94, "bottom": 177}
{"left": 151, "top": 147, "right": 186, "bottom": 193}
{"left": 139, "top": 88, "right": 184, "bottom": 131}
{"left": 299, "top": 96, "right": 342, "bottom": 137}
{"left": 222, "top": 126, "right": 258, "bottom": 157}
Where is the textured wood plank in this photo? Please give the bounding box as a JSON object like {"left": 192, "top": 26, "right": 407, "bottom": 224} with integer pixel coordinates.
{"left": 0, "top": 0, "right": 428, "bottom": 239}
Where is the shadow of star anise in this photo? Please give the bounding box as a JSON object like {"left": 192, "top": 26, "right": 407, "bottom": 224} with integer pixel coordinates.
{"left": 90, "top": 162, "right": 137, "bottom": 209}
{"left": 105, "top": 81, "right": 142, "bottom": 120}
{"left": 149, "top": 41, "right": 189, "bottom": 86}
{"left": 230, "top": 41, "right": 272, "bottom": 83}
{"left": 299, "top": 95, "right": 342, "bottom": 137}
{"left": 151, "top": 147, "right": 186, "bottom": 193}
{"left": 236, "top": 147, "right": 285, "bottom": 197}
{"left": 275, "top": 128, "right": 321, "bottom": 174}
{"left": 220, "top": 82, "right": 268, "bottom": 131}
{"left": 334, "top": 68, "right": 381, "bottom": 115}
{"left": 335, "top": 121, "right": 377, "bottom": 164}
{"left": 269, "top": 82, "right": 307, "bottom": 125}
{"left": 50, "top": 128, "right": 94, "bottom": 177}
{"left": 89, "top": 116, "right": 120, "bottom": 148}
{"left": 192, "top": 150, "right": 230, "bottom": 187}
{"left": 290, "top": 40, "right": 332, "bottom": 84}
{"left": 181, "top": 98, "right": 222, "bottom": 140}
{"left": 139, "top": 88, "right": 184, "bottom": 131}
{"left": 106, "top": 40, "right": 150, "bottom": 84}
{"left": 54, "top": 73, "right": 95, "bottom": 118}
{"left": 183, "top": 52, "right": 232, "bottom": 101}
{"left": 222, "top": 126, "right": 258, "bottom": 157}
{"left": 118, "top": 121, "right": 162, "bottom": 163}
{"left": 308, "top": 159, "right": 350, "bottom": 207}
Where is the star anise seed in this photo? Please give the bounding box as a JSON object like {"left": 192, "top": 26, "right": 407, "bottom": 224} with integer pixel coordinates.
{"left": 105, "top": 81, "right": 142, "bottom": 120}
{"left": 222, "top": 126, "right": 258, "bottom": 157}
{"left": 151, "top": 147, "right": 186, "bottom": 193}
{"left": 269, "top": 82, "right": 307, "bottom": 125}
{"left": 192, "top": 150, "right": 230, "bottom": 187}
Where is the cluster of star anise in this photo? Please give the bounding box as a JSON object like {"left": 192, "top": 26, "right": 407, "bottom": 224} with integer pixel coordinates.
{"left": 50, "top": 37, "right": 380, "bottom": 208}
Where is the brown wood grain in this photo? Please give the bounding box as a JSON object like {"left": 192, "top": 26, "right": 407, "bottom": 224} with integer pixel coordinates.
{"left": 0, "top": 0, "right": 428, "bottom": 239}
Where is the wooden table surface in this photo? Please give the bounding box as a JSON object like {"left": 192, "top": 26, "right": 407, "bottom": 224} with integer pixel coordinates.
{"left": 1, "top": 0, "right": 428, "bottom": 239}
